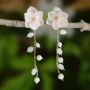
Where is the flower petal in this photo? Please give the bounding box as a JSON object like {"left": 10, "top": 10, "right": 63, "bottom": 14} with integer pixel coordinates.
{"left": 52, "top": 21, "right": 60, "bottom": 30}
{"left": 24, "top": 12, "right": 34, "bottom": 23}
{"left": 53, "top": 7, "right": 62, "bottom": 12}
{"left": 60, "top": 18, "right": 68, "bottom": 27}
{"left": 48, "top": 11, "right": 57, "bottom": 21}
{"left": 27, "top": 6, "right": 37, "bottom": 13}
{"left": 62, "top": 12, "right": 69, "bottom": 18}
{"left": 29, "top": 21, "right": 40, "bottom": 30}
{"left": 25, "top": 22, "right": 30, "bottom": 28}
{"left": 37, "top": 11, "right": 43, "bottom": 18}
{"left": 46, "top": 19, "right": 51, "bottom": 25}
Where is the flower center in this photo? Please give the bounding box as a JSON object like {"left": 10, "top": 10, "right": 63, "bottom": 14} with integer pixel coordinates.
{"left": 54, "top": 16, "right": 60, "bottom": 21}
{"left": 31, "top": 16, "right": 36, "bottom": 22}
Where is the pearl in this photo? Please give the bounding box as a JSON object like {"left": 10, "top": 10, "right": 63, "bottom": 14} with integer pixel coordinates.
{"left": 34, "top": 77, "right": 40, "bottom": 84}
{"left": 31, "top": 68, "right": 38, "bottom": 76}
{"left": 37, "top": 55, "right": 43, "bottom": 61}
{"left": 58, "top": 74, "right": 64, "bottom": 81}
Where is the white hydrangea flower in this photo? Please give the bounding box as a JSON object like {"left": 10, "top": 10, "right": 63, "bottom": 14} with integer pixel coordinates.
{"left": 46, "top": 7, "right": 68, "bottom": 30}
{"left": 58, "top": 42, "right": 62, "bottom": 48}
{"left": 31, "top": 68, "right": 38, "bottom": 76}
{"left": 36, "top": 42, "right": 40, "bottom": 48}
{"left": 27, "top": 32, "right": 34, "bottom": 38}
{"left": 34, "top": 77, "right": 40, "bottom": 84}
{"left": 37, "top": 55, "right": 43, "bottom": 61}
{"left": 24, "top": 6, "right": 44, "bottom": 30}
{"left": 58, "top": 74, "right": 64, "bottom": 81}
{"left": 57, "top": 57, "right": 63, "bottom": 63}
{"left": 57, "top": 48, "right": 63, "bottom": 55}
{"left": 60, "top": 29, "right": 67, "bottom": 35}
{"left": 27, "top": 46, "right": 34, "bottom": 53}
{"left": 57, "top": 64, "right": 65, "bottom": 70}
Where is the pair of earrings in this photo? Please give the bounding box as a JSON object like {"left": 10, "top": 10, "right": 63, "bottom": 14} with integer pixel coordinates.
{"left": 24, "top": 6, "right": 68, "bottom": 84}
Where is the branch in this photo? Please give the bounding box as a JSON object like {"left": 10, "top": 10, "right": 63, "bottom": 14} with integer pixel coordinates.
{"left": 0, "top": 19, "right": 25, "bottom": 28}
{"left": 68, "top": 20, "right": 90, "bottom": 32}
{"left": 0, "top": 19, "right": 90, "bottom": 32}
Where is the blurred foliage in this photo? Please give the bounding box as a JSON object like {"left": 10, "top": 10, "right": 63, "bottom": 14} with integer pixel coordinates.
{"left": 0, "top": 27, "right": 90, "bottom": 90}
{"left": 0, "top": 0, "right": 90, "bottom": 90}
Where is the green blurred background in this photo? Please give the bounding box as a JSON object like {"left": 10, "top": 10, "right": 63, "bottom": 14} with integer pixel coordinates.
{"left": 0, "top": 0, "right": 90, "bottom": 90}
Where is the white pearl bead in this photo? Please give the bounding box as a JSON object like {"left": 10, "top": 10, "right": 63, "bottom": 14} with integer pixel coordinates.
{"left": 27, "top": 47, "right": 34, "bottom": 53}
{"left": 31, "top": 68, "right": 38, "bottom": 75}
{"left": 37, "top": 55, "right": 43, "bottom": 61}
{"left": 36, "top": 43, "right": 40, "bottom": 48}
{"left": 57, "top": 64, "right": 64, "bottom": 70}
{"left": 27, "top": 32, "right": 34, "bottom": 38}
{"left": 34, "top": 77, "right": 40, "bottom": 84}
{"left": 57, "top": 48, "right": 63, "bottom": 55}
{"left": 57, "top": 57, "right": 63, "bottom": 63}
{"left": 58, "top": 42, "right": 62, "bottom": 48}
{"left": 60, "top": 29, "right": 67, "bottom": 35}
{"left": 58, "top": 74, "right": 64, "bottom": 81}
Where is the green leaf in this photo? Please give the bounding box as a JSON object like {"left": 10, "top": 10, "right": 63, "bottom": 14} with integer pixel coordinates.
{"left": 10, "top": 56, "right": 33, "bottom": 71}
{"left": 63, "top": 42, "right": 81, "bottom": 57}
{"left": 1, "top": 73, "right": 33, "bottom": 90}
{"left": 40, "top": 58, "right": 56, "bottom": 72}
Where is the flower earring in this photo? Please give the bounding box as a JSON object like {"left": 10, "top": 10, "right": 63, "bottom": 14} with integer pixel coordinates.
{"left": 24, "top": 6, "right": 44, "bottom": 84}
{"left": 46, "top": 7, "right": 69, "bottom": 81}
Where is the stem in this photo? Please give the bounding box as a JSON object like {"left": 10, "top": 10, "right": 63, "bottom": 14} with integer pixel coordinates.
{"left": 33, "top": 31, "right": 38, "bottom": 77}
{"left": 56, "top": 30, "right": 60, "bottom": 74}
